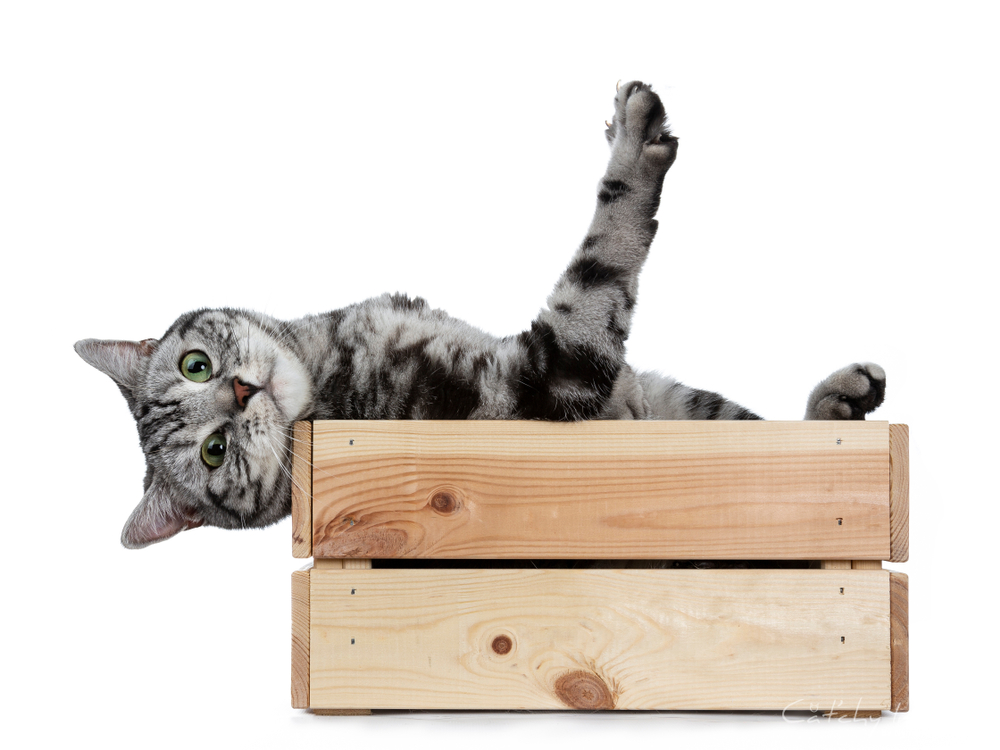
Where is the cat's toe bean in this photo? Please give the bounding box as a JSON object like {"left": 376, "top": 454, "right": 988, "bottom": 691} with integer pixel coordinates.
{"left": 864, "top": 362, "right": 886, "bottom": 382}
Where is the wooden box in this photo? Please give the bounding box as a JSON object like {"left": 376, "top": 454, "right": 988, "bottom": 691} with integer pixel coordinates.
{"left": 290, "top": 421, "right": 909, "bottom": 715}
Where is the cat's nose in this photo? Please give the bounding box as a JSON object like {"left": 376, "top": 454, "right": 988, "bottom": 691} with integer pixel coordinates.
{"left": 233, "top": 377, "right": 261, "bottom": 409}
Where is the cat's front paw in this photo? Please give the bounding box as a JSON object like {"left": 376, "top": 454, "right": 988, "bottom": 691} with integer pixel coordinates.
{"left": 805, "top": 363, "right": 886, "bottom": 420}
{"left": 605, "top": 81, "right": 677, "bottom": 169}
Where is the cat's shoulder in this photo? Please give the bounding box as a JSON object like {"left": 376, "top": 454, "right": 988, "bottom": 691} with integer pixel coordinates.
{"left": 359, "top": 292, "right": 456, "bottom": 322}
{"left": 370, "top": 292, "right": 431, "bottom": 313}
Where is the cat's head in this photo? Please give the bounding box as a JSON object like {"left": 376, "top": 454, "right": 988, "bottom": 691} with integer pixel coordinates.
{"left": 75, "top": 308, "right": 313, "bottom": 548}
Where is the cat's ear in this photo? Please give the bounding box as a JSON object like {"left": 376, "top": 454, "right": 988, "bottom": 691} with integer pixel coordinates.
{"left": 74, "top": 338, "right": 159, "bottom": 392}
{"left": 121, "top": 477, "right": 204, "bottom": 549}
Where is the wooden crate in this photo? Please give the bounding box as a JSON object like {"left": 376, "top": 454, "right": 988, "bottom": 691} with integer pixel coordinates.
{"left": 290, "top": 420, "right": 909, "bottom": 715}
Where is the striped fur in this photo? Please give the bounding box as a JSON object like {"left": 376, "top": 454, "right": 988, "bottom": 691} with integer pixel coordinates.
{"left": 74, "top": 82, "right": 885, "bottom": 547}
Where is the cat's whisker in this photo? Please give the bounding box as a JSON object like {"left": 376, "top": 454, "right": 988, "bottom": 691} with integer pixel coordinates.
{"left": 265, "top": 433, "right": 311, "bottom": 500}
{"left": 274, "top": 454, "right": 336, "bottom": 502}
{"left": 266, "top": 319, "right": 299, "bottom": 352}
{"left": 275, "top": 425, "right": 341, "bottom": 481}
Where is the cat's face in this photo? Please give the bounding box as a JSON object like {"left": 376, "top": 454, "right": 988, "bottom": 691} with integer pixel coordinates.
{"left": 76, "top": 308, "right": 313, "bottom": 548}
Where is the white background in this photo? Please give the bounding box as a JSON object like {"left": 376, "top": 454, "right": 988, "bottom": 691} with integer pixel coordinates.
{"left": 2, "top": 1, "right": 997, "bottom": 747}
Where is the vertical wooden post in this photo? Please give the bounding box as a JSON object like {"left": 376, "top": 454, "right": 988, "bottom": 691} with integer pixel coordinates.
{"left": 312, "top": 559, "right": 372, "bottom": 570}
{"left": 890, "top": 572, "right": 909, "bottom": 712}
{"left": 291, "top": 421, "right": 313, "bottom": 559}
{"left": 889, "top": 424, "right": 909, "bottom": 562}
{"left": 309, "top": 558, "right": 373, "bottom": 715}
{"left": 822, "top": 560, "right": 881, "bottom": 717}
{"left": 291, "top": 569, "right": 310, "bottom": 709}
{"left": 852, "top": 561, "right": 882, "bottom": 570}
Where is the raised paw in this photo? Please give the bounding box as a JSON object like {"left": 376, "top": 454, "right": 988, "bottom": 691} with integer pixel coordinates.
{"left": 804, "top": 363, "right": 886, "bottom": 420}
{"left": 604, "top": 81, "right": 677, "bottom": 169}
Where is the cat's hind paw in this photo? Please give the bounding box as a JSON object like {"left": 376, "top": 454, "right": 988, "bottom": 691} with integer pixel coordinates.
{"left": 804, "top": 363, "right": 886, "bottom": 420}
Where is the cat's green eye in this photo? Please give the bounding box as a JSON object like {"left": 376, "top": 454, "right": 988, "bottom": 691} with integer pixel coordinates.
{"left": 201, "top": 433, "right": 227, "bottom": 468}
{"left": 181, "top": 351, "right": 213, "bottom": 382}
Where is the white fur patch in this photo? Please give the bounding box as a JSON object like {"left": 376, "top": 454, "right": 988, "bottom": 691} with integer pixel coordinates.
{"left": 238, "top": 323, "right": 311, "bottom": 422}
{"left": 269, "top": 350, "right": 311, "bottom": 421}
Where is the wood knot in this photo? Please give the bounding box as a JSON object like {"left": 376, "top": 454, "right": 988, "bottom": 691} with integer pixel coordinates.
{"left": 491, "top": 635, "right": 513, "bottom": 655}
{"left": 429, "top": 489, "right": 461, "bottom": 514}
{"left": 554, "top": 670, "right": 615, "bottom": 710}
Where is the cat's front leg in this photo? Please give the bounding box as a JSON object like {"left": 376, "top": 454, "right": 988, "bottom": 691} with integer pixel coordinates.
{"left": 515, "top": 82, "right": 677, "bottom": 420}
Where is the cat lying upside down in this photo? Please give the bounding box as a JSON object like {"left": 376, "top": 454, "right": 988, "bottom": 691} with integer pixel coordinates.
{"left": 75, "top": 82, "right": 886, "bottom": 549}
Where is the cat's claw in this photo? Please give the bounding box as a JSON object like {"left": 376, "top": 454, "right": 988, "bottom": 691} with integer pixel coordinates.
{"left": 805, "top": 363, "right": 886, "bottom": 420}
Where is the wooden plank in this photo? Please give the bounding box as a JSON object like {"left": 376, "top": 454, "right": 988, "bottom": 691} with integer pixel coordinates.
{"left": 291, "top": 570, "right": 310, "bottom": 709}
{"left": 291, "top": 421, "right": 313, "bottom": 559}
{"left": 852, "top": 561, "right": 882, "bottom": 570}
{"left": 890, "top": 572, "right": 909, "bottom": 712}
{"left": 889, "top": 424, "right": 909, "bottom": 562}
{"left": 310, "top": 420, "right": 892, "bottom": 560}
{"left": 309, "top": 568, "right": 892, "bottom": 711}
{"left": 821, "top": 561, "right": 852, "bottom": 570}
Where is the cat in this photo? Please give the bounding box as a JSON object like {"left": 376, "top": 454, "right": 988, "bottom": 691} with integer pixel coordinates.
{"left": 74, "top": 81, "right": 886, "bottom": 549}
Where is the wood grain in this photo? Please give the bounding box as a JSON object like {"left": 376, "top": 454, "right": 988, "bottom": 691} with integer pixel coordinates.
{"left": 889, "top": 424, "right": 909, "bottom": 563}
{"left": 343, "top": 559, "right": 372, "bottom": 570}
{"left": 313, "top": 559, "right": 343, "bottom": 569}
{"left": 852, "top": 561, "right": 882, "bottom": 570}
{"left": 310, "top": 420, "right": 892, "bottom": 560}
{"left": 309, "top": 568, "right": 893, "bottom": 711}
{"left": 291, "top": 421, "right": 313, "bottom": 559}
{"left": 890, "top": 572, "right": 909, "bottom": 712}
{"left": 291, "top": 570, "right": 310, "bottom": 709}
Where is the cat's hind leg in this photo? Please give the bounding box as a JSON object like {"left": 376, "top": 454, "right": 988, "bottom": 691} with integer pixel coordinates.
{"left": 804, "top": 363, "right": 886, "bottom": 420}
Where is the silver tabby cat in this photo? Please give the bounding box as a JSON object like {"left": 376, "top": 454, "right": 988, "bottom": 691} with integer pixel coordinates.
{"left": 75, "top": 82, "right": 886, "bottom": 549}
